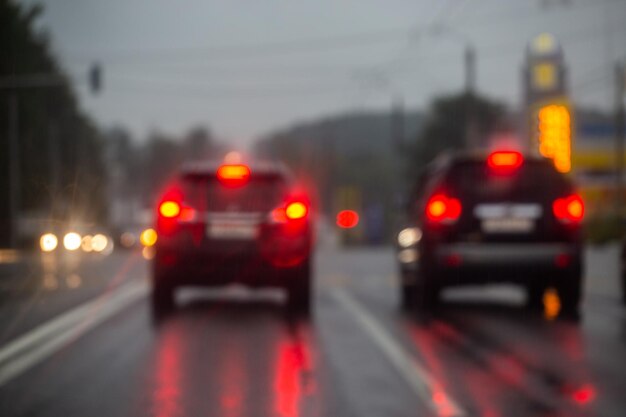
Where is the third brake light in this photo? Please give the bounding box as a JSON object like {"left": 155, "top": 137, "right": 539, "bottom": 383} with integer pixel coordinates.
{"left": 217, "top": 164, "right": 251, "bottom": 187}
{"left": 487, "top": 151, "right": 523, "bottom": 174}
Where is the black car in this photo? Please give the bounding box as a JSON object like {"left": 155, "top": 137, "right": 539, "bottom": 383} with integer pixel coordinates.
{"left": 151, "top": 159, "right": 313, "bottom": 316}
{"left": 398, "top": 150, "right": 584, "bottom": 317}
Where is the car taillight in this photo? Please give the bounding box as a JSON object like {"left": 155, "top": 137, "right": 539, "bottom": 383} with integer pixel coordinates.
{"left": 285, "top": 202, "right": 307, "bottom": 220}
{"left": 217, "top": 164, "right": 250, "bottom": 187}
{"left": 159, "top": 200, "right": 181, "bottom": 218}
{"left": 270, "top": 201, "right": 309, "bottom": 224}
{"left": 553, "top": 194, "right": 584, "bottom": 223}
{"left": 158, "top": 200, "right": 196, "bottom": 222}
{"left": 426, "top": 194, "right": 462, "bottom": 223}
{"left": 487, "top": 150, "right": 523, "bottom": 174}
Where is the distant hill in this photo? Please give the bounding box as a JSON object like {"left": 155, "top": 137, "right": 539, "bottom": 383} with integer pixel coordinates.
{"left": 254, "top": 109, "right": 424, "bottom": 244}
{"left": 255, "top": 109, "right": 424, "bottom": 158}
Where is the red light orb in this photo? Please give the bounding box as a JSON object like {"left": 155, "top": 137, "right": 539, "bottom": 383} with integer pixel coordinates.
{"left": 336, "top": 210, "right": 359, "bottom": 229}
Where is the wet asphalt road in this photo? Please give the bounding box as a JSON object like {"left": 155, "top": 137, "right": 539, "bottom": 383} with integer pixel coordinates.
{"left": 0, "top": 245, "right": 625, "bottom": 417}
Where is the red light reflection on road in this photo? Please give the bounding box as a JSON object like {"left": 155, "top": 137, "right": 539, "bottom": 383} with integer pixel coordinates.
{"left": 274, "top": 340, "right": 307, "bottom": 417}
{"left": 409, "top": 324, "right": 464, "bottom": 416}
{"left": 218, "top": 340, "right": 245, "bottom": 417}
{"left": 571, "top": 384, "right": 596, "bottom": 405}
{"left": 153, "top": 327, "right": 183, "bottom": 417}
{"left": 409, "top": 323, "right": 508, "bottom": 417}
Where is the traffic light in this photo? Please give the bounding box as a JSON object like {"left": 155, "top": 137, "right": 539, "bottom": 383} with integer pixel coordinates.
{"left": 537, "top": 104, "right": 571, "bottom": 173}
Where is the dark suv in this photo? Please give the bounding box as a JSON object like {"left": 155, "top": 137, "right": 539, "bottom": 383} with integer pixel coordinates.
{"left": 398, "top": 151, "right": 584, "bottom": 317}
{"left": 151, "top": 160, "right": 313, "bottom": 316}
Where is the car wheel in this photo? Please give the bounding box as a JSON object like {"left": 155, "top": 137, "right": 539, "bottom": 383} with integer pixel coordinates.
{"left": 151, "top": 272, "right": 175, "bottom": 317}
{"left": 400, "top": 282, "right": 416, "bottom": 311}
{"left": 526, "top": 281, "right": 547, "bottom": 312}
{"left": 557, "top": 272, "right": 582, "bottom": 321}
{"left": 286, "top": 261, "right": 311, "bottom": 317}
{"left": 413, "top": 268, "right": 440, "bottom": 312}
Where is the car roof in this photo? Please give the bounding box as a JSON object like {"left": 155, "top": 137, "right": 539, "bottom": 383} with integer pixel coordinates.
{"left": 179, "top": 160, "right": 292, "bottom": 178}
{"left": 430, "top": 150, "right": 551, "bottom": 171}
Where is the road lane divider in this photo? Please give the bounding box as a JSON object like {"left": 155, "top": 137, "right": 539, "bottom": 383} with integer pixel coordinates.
{"left": 0, "top": 280, "right": 148, "bottom": 387}
{"left": 331, "top": 288, "right": 466, "bottom": 417}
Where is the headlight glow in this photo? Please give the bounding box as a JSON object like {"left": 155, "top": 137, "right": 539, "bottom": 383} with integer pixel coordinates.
{"left": 63, "top": 232, "right": 82, "bottom": 251}
{"left": 140, "top": 228, "right": 158, "bottom": 247}
{"left": 91, "top": 234, "right": 108, "bottom": 253}
{"left": 398, "top": 227, "right": 422, "bottom": 248}
{"left": 40, "top": 233, "right": 58, "bottom": 252}
{"left": 81, "top": 235, "right": 93, "bottom": 252}
{"left": 398, "top": 249, "right": 419, "bottom": 264}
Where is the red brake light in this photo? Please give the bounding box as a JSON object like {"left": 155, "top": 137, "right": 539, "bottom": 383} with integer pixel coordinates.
{"left": 487, "top": 151, "right": 523, "bottom": 173}
{"left": 553, "top": 194, "right": 584, "bottom": 223}
{"left": 336, "top": 210, "right": 359, "bottom": 229}
{"left": 426, "top": 194, "right": 462, "bottom": 223}
{"left": 159, "top": 200, "right": 181, "bottom": 218}
{"left": 217, "top": 164, "right": 250, "bottom": 187}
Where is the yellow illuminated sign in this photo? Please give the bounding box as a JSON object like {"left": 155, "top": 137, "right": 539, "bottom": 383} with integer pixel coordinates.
{"left": 537, "top": 104, "right": 571, "bottom": 173}
{"left": 531, "top": 33, "right": 558, "bottom": 55}
{"left": 532, "top": 63, "right": 556, "bottom": 90}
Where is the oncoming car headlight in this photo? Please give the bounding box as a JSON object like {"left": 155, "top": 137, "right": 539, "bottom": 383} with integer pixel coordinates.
{"left": 40, "top": 233, "right": 58, "bottom": 252}
{"left": 140, "top": 228, "right": 158, "bottom": 247}
{"left": 397, "top": 227, "right": 422, "bottom": 248}
{"left": 63, "top": 232, "right": 82, "bottom": 251}
{"left": 90, "top": 234, "right": 108, "bottom": 253}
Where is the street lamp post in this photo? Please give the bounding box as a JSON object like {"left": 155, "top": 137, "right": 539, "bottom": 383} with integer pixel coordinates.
{"left": 429, "top": 25, "right": 477, "bottom": 149}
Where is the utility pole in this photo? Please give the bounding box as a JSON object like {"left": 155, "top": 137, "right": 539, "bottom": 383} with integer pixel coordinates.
{"left": 465, "top": 45, "right": 476, "bottom": 149}
{"left": 428, "top": 25, "right": 476, "bottom": 149}
{"left": 8, "top": 93, "right": 19, "bottom": 248}
{"left": 615, "top": 61, "right": 625, "bottom": 215}
{"left": 391, "top": 96, "right": 407, "bottom": 212}
{"left": 391, "top": 96, "right": 405, "bottom": 152}
{"left": 465, "top": 45, "right": 476, "bottom": 96}
{"left": 48, "top": 121, "right": 60, "bottom": 202}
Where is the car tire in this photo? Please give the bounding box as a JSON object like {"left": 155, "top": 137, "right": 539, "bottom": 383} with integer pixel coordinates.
{"left": 526, "top": 281, "right": 547, "bottom": 312}
{"left": 400, "top": 282, "right": 417, "bottom": 311}
{"left": 151, "top": 272, "right": 175, "bottom": 318}
{"left": 413, "top": 268, "right": 440, "bottom": 312}
{"left": 286, "top": 261, "right": 311, "bottom": 317}
{"left": 557, "top": 271, "right": 582, "bottom": 321}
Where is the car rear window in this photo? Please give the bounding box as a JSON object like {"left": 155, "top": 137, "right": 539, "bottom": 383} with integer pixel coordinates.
{"left": 182, "top": 173, "right": 287, "bottom": 212}
{"left": 444, "top": 159, "right": 570, "bottom": 201}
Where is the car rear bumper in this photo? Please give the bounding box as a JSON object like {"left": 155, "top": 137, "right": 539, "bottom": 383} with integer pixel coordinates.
{"left": 436, "top": 243, "right": 578, "bottom": 266}
{"left": 153, "top": 234, "right": 311, "bottom": 287}
{"left": 405, "top": 242, "right": 582, "bottom": 286}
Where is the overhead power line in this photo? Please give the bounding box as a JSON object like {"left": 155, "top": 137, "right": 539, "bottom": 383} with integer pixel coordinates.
{"left": 69, "top": 21, "right": 626, "bottom": 87}
{"left": 64, "top": 0, "right": 624, "bottom": 64}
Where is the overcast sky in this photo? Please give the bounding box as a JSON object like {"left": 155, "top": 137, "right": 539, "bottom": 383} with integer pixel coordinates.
{"left": 23, "top": 0, "right": 626, "bottom": 145}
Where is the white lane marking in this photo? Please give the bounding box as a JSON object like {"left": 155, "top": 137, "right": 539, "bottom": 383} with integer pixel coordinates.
{"left": 0, "top": 281, "right": 148, "bottom": 387}
{"left": 331, "top": 289, "right": 466, "bottom": 417}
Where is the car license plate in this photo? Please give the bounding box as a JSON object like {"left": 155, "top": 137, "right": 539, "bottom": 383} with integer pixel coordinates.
{"left": 481, "top": 218, "right": 534, "bottom": 233}
{"left": 208, "top": 223, "right": 258, "bottom": 239}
